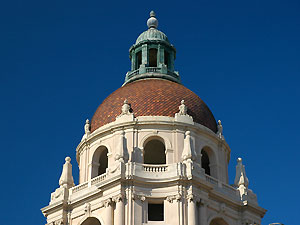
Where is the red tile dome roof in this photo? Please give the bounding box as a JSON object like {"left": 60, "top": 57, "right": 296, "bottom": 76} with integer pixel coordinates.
{"left": 91, "top": 79, "right": 217, "bottom": 133}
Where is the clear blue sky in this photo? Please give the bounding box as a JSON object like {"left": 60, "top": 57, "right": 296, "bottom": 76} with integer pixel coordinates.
{"left": 0, "top": 0, "right": 299, "bottom": 224}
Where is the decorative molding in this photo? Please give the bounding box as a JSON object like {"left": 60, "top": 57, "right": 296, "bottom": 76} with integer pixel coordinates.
{"left": 113, "top": 194, "right": 124, "bottom": 203}
{"left": 133, "top": 194, "right": 146, "bottom": 202}
{"left": 103, "top": 198, "right": 113, "bottom": 207}
{"left": 187, "top": 194, "right": 200, "bottom": 203}
{"left": 84, "top": 202, "right": 91, "bottom": 216}
{"left": 166, "top": 194, "right": 181, "bottom": 203}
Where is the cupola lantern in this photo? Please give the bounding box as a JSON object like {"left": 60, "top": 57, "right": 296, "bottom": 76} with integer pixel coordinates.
{"left": 124, "top": 11, "right": 180, "bottom": 85}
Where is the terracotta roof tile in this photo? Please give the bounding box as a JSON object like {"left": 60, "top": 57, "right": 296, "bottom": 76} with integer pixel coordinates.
{"left": 91, "top": 79, "right": 217, "bottom": 133}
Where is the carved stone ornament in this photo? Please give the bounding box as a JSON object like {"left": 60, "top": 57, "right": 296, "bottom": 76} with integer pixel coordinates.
{"left": 48, "top": 219, "right": 63, "bottom": 225}
{"left": 175, "top": 100, "right": 193, "bottom": 123}
{"left": 187, "top": 194, "right": 200, "bottom": 203}
{"left": 219, "top": 203, "right": 226, "bottom": 213}
{"left": 84, "top": 119, "right": 90, "bottom": 135}
{"left": 84, "top": 202, "right": 91, "bottom": 215}
{"left": 118, "top": 99, "right": 132, "bottom": 116}
{"left": 104, "top": 198, "right": 113, "bottom": 207}
{"left": 217, "top": 120, "right": 224, "bottom": 140}
{"left": 166, "top": 194, "right": 181, "bottom": 203}
{"left": 178, "top": 100, "right": 187, "bottom": 115}
{"left": 133, "top": 194, "right": 146, "bottom": 202}
{"left": 113, "top": 194, "right": 123, "bottom": 203}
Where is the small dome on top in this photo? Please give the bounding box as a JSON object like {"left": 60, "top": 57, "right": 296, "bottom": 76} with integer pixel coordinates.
{"left": 135, "top": 29, "right": 169, "bottom": 45}
{"left": 135, "top": 11, "right": 170, "bottom": 45}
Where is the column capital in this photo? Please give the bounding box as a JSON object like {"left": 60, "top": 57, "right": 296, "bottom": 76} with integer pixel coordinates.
{"left": 113, "top": 194, "right": 124, "bottom": 203}
{"left": 103, "top": 198, "right": 113, "bottom": 207}
{"left": 133, "top": 194, "right": 146, "bottom": 202}
{"left": 187, "top": 194, "right": 200, "bottom": 203}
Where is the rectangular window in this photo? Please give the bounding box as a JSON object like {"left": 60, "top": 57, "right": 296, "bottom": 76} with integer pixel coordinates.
{"left": 148, "top": 203, "right": 164, "bottom": 221}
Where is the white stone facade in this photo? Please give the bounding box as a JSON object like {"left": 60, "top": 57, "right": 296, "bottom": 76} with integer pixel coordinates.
{"left": 41, "top": 113, "right": 266, "bottom": 225}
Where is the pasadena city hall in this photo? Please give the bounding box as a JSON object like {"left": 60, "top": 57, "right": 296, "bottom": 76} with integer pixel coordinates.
{"left": 41, "top": 11, "right": 267, "bottom": 225}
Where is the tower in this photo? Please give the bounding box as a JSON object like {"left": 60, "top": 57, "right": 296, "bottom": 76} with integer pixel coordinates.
{"left": 41, "top": 12, "right": 266, "bottom": 225}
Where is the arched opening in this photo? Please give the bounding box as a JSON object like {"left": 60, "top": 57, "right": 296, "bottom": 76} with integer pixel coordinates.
{"left": 81, "top": 217, "right": 101, "bottom": 225}
{"left": 201, "top": 149, "right": 210, "bottom": 175}
{"left": 210, "top": 218, "right": 229, "bottom": 225}
{"left": 201, "top": 146, "right": 218, "bottom": 178}
{"left": 149, "top": 48, "right": 158, "bottom": 67}
{"left": 144, "top": 139, "right": 166, "bottom": 164}
{"left": 164, "top": 50, "right": 169, "bottom": 68}
{"left": 91, "top": 146, "right": 108, "bottom": 179}
{"left": 136, "top": 51, "right": 142, "bottom": 70}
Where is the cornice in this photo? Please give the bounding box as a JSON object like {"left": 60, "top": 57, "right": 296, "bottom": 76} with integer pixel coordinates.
{"left": 76, "top": 116, "right": 231, "bottom": 160}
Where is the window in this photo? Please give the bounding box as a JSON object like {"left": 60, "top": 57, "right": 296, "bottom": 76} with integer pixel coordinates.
{"left": 149, "top": 48, "right": 158, "bottom": 67}
{"left": 81, "top": 217, "right": 101, "bottom": 225}
{"left": 91, "top": 146, "right": 108, "bottom": 178}
{"left": 144, "top": 139, "right": 166, "bottom": 164}
{"left": 136, "top": 51, "right": 142, "bottom": 70}
{"left": 148, "top": 203, "right": 164, "bottom": 221}
{"left": 210, "top": 218, "right": 229, "bottom": 225}
{"left": 201, "top": 149, "right": 210, "bottom": 175}
{"left": 164, "top": 50, "right": 169, "bottom": 68}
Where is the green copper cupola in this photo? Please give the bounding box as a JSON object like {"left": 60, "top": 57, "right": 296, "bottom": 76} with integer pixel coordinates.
{"left": 124, "top": 11, "right": 180, "bottom": 85}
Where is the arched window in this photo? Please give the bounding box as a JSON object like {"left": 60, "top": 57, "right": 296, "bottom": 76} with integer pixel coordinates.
{"left": 91, "top": 146, "right": 108, "bottom": 178}
{"left": 164, "top": 50, "right": 169, "bottom": 68}
{"left": 81, "top": 217, "right": 101, "bottom": 225}
{"left": 144, "top": 139, "right": 166, "bottom": 164}
{"left": 149, "top": 48, "right": 158, "bottom": 67}
{"left": 210, "top": 218, "right": 229, "bottom": 225}
{"left": 201, "top": 149, "right": 210, "bottom": 175}
{"left": 136, "top": 51, "right": 142, "bottom": 70}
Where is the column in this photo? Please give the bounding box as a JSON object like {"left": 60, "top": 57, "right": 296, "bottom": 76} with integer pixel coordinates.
{"left": 187, "top": 195, "right": 197, "bottom": 225}
{"left": 199, "top": 200, "right": 208, "bottom": 225}
{"left": 157, "top": 44, "right": 164, "bottom": 66}
{"left": 142, "top": 44, "right": 148, "bottom": 66}
{"left": 131, "top": 50, "right": 136, "bottom": 71}
{"left": 104, "top": 198, "right": 113, "bottom": 225}
{"left": 114, "top": 195, "right": 124, "bottom": 225}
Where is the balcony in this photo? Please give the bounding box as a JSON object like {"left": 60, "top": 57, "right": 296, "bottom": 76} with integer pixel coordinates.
{"left": 68, "top": 162, "right": 252, "bottom": 204}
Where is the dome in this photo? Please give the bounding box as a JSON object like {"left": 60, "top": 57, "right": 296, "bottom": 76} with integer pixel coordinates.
{"left": 135, "top": 28, "right": 170, "bottom": 45}
{"left": 91, "top": 79, "right": 217, "bottom": 133}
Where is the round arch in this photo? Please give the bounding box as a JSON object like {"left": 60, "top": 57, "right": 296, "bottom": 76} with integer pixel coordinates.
{"left": 78, "top": 215, "right": 104, "bottom": 225}
{"left": 139, "top": 133, "right": 172, "bottom": 151}
{"left": 208, "top": 217, "right": 229, "bottom": 225}
{"left": 200, "top": 146, "right": 218, "bottom": 178}
{"left": 91, "top": 145, "right": 109, "bottom": 178}
{"left": 143, "top": 137, "right": 166, "bottom": 164}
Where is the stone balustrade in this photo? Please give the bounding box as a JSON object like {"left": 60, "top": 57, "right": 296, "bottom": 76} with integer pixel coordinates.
{"left": 68, "top": 162, "right": 245, "bottom": 203}
{"left": 142, "top": 164, "right": 168, "bottom": 172}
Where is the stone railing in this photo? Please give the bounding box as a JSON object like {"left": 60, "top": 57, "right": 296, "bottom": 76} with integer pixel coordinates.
{"left": 146, "top": 67, "right": 161, "bottom": 73}
{"left": 205, "top": 174, "right": 219, "bottom": 186}
{"left": 133, "top": 163, "right": 181, "bottom": 180}
{"left": 143, "top": 164, "right": 168, "bottom": 172}
{"left": 70, "top": 182, "right": 88, "bottom": 194}
{"left": 126, "top": 69, "right": 139, "bottom": 80}
{"left": 91, "top": 172, "right": 108, "bottom": 185}
{"left": 70, "top": 172, "right": 109, "bottom": 195}
{"left": 69, "top": 162, "right": 243, "bottom": 203}
{"left": 204, "top": 174, "right": 239, "bottom": 200}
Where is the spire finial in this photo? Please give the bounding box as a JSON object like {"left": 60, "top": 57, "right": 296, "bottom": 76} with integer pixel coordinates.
{"left": 147, "top": 10, "right": 158, "bottom": 29}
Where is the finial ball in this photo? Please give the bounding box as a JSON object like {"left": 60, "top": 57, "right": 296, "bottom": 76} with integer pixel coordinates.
{"left": 65, "top": 156, "right": 71, "bottom": 162}
{"left": 237, "top": 157, "right": 242, "bottom": 162}
{"left": 147, "top": 10, "right": 158, "bottom": 29}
